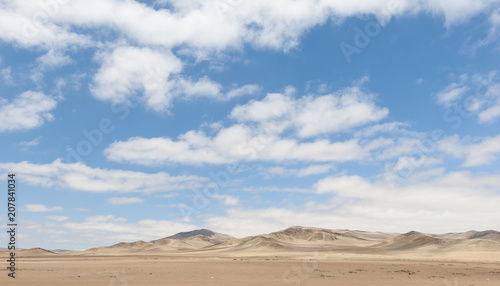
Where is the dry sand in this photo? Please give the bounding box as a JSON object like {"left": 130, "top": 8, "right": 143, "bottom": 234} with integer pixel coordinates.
{"left": 2, "top": 254, "right": 500, "bottom": 285}
{"left": 2, "top": 227, "right": 500, "bottom": 285}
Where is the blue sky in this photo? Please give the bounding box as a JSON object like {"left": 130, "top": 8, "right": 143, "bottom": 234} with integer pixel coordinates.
{"left": 1, "top": 0, "right": 500, "bottom": 250}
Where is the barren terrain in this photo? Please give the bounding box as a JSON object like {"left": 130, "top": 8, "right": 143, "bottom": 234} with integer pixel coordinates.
{"left": 3, "top": 227, "right": 500, "bottom": 285}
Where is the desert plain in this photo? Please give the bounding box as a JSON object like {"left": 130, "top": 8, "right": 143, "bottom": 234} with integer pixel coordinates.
{"left": 2, "top": 227, "right": 500, "bottom": 285}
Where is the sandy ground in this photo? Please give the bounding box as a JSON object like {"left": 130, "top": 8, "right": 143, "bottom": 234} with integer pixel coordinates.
{"left": 2, "top": 254, "right": 500, "bottom": 286}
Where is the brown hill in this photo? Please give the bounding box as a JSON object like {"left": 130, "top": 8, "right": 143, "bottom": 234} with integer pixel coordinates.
{"left": 72, "top": 228, "right": 500, "bottom": 255}
{"left": 439, "top": 230, "right": 500, "bottom": 242}
{"left": 160, "top": 229, "right": 234, "bottom": 241}
{"left": 19, "top": 247, "right": 57, "bottom": 256}
{"left": 375, "top": 231, "right": 445, "bottom": 250}
{"left": 151, "top": 229, "right": 234, "bottom": 249}
{"left": 84, "top": 229, "right": 235, "bottom": 254}
{"left": 269, "top": 226, "right": 339, "bottom": 241}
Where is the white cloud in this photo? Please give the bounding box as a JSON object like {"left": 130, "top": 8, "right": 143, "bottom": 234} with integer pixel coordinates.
{"left": 107, "top": 197, "right": 144, "bottom": 205}
{"left": 1, "top": 67, "right": 13, "bottom": 85}
{"left": 46, "top": 215, "right": 69, "bottom": 222}
{"left": 463, "top": 9, "right": 500, "bottom": 53}
{"left": 0, "top": 91, "right": 57, "bottom": 132}
{"left": 435, "top": 71, "right": 500, "bottom": 123}
{"left": 0, "top": 159, "right": 207, "bottom": 193}
{"left": 376, "top": 137, "right": 427, "bottom": 159}
{"left": 230, "top": 92, "right": 294, "bottom": 123}
{"left": 19, "top": 136, "right": 42, "bottom": 150}
{"left": 91, "top": 46, "right": 251, "bottom": 111}
{"left": 421, "top": 0, "right": 497, "bottom": 26}
{"left": 438, "top": 134, "right": 500, "bottom": 166}
{"left": 1, "top": 0, "right": 497, "bottom": 115}
{"left": 297, "top": 164, "right": 335, "bottom": 177}
{"left": 384, "top": 155, "right": 443, "bottom": 184}
{"left": 61, "top": 215, "right": 197, "bottom": 244}
{"left": 231, "top": 84, "right": 388, "bottom": 137}
{"left": 477, "top": 76, "right": 500, "bottom": 123}
{"left": 267, "top": 164, "right": 334, "bottom": 177}
{"left": 36, "top": 49, "right": 73, "bottom": 69}
{"left": 240, "top": 186, "right": 311, "bottom": 193}
{"left": 91, "top": 46, "right": 183, "bottom": 111}
{"left": 175, "top": 76, "right": 222, "bottom": 99}
{"left": 105, "top": 124, "right": 390, "bottom": 165}
{"left": 213, "top": 194, "right": 239, "bottom": 206}
{"left": 102, "top": 82, "right": 436, "bottom": 166}
{"left": 0, "top": 2, "right": 91, "bottom": 49}
{"left": 25, "top": 204, "right": 63, "bottom": 212}
{"left": 315, "top": 171, "right": 500, "bottom": 212}
{"left": 354, "top": 121, "right": 410, "bottom": 137}
{"left": 226, "top": 84, "right": 261, "bottom": 99}
{"left": 2, "top": 0, "right": 499, "bottom": 53}
{"left": 436, "top": 82, "right": 469, "bottom": 107}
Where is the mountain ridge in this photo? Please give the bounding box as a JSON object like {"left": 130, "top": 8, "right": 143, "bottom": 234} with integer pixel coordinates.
{"left": 9, "top": 227, "right": 500, "bottom": 255}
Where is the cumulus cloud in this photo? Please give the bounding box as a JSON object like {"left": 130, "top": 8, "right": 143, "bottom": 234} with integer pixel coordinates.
{"left": 90, "top": 46, "right": 257, "bottom": 111}
{"left": 91, "top": 46, "right": 183, "bottom": 111}
{"left": 438, "top": 134, "right": 500, "bottom": 166}
{"left": 231, "top": 84, "right": 388, "bottom": 137}
{"left": 2, "top": 0, "right": 499, "bottom": 52}
{"left": 104, "top": 124, "right": 391, "bottom": 165}
{"left": 0, "top": 91, "right": 57, "bottom": 132}
{"left": 36, "top": 49, "right": 73, "bottom": 69}
{"left": 1, "top": 0, "right": 498, "bottom": 113}
{"left": 0, "top": 159, "right": 208, "bottom": 193}
{"left": 102, "top": 82, "right": 438, "bottom": 166}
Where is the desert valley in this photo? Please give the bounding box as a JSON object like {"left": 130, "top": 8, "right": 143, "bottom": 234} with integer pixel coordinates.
{"left": 2, "top": 226, "right": 500, "bottom": 285}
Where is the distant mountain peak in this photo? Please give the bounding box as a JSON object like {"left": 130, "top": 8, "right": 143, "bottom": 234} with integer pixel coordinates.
{"left": 403, "top": 231, "right": 422, "bottom": 236}
{"left": 270, "top": 226, "right": 339, "bottom": 241}
{"left": 166, "top": 229, "right": 218, "bottom": 239}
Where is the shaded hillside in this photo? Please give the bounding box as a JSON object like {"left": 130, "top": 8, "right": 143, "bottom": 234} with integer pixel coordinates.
{"left": 439, "top": 230, "right": 500, "bottom": 242}
{"left": 19, "top": 247, "right": 57, "bottom": 256}
{"left": 159, "top": 229, "right": 234, "bottom": 241}
{"left": 269, "top": 226, "right": 339, "bottom": 241}
{"left": 53, "top": 227, "right": 500, "bottom": 256}
{"left": 374, "top": 231, "right": 445, "bottom": 250}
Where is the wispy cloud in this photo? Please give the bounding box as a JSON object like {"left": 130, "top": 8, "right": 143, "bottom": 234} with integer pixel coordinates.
{"left": 0, "top": 159, "right": 208, "bottom": 193}
{"left": 107, "top": 197, "right": 144, "bottom": 205}
{"left": 19, "top": 136, "right": 42, "bottom": 150}
{"left": 46, "top": 215, "right": 69, "bottom": 222}
{"left": 25, "top": 204, "right": 63, "bottom": 212}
